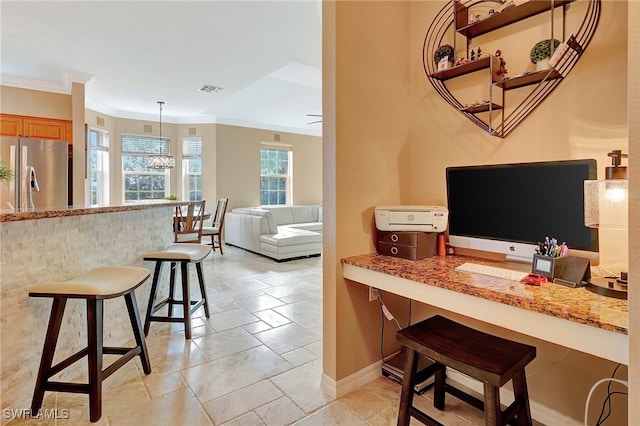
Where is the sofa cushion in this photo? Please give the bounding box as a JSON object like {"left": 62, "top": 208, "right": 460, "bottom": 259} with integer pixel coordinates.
{"left": 318, "top": 204, "right": 322, "bottom": 222}
{"left": 291, "top": 205, "right": 315, "bottom": 224}
{"left": 260, "top": 228, "right": 322, "bottom": 247}
{"left": 282, "top": 222, "right": 323, "bottom": 233}
{"left": 247, "top": 209, "right": 278, "bottom": 234}
{"left": 267, "top": 206, "right": 295, "bottom": 226}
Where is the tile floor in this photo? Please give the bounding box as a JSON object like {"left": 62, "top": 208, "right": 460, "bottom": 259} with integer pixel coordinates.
{"left": 11, "top": 246, "right": 502, "bottom": 425}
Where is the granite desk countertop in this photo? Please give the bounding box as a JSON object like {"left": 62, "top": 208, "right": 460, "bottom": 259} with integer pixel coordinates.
{"left": 0, "top": 200, "right": 188, "bottom": 223}
{"left": 342, "top": 253, "right": 628, "bottom": 335}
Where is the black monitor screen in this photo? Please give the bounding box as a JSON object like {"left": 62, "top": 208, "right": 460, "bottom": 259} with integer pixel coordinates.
{"left": 446, "top": 159, "right": 598, "bottom": 252}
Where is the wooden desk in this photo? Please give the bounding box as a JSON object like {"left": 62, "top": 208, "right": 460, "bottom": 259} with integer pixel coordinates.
{"left": 342, "top": 253, "right": 628, "bottom": 365}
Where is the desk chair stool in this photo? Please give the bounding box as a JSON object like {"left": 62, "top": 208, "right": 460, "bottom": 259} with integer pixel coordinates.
{"left": 29, "top": 267, "right": 152, "bottom": 422}
{"left": 143, "top": 243, "right": 211, "bottom": 339}
{"left": 396, "top": 315, "right": 536, "bottom": 426}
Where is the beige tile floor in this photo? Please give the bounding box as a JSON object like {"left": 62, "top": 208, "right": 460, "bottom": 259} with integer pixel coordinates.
{"left": 11, "top": 246, "right": 507, "bottom": 425}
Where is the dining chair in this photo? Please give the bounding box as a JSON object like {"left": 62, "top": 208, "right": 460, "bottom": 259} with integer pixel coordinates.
{"left": 174, "top": 200, "right": 206, "bottom": 243}
{"left": 202, "top": 197, "right": 228, "bottom": 254}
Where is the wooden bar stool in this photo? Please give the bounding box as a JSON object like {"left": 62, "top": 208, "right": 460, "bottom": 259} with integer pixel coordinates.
{"left": 143, "top": 243, "right": 211, "bottom": 339}
{"left": 29, "top": 267, "right": 152, "bottom": 422}
{"left": 396, "top": 315, "right": 536, "bottom": 426}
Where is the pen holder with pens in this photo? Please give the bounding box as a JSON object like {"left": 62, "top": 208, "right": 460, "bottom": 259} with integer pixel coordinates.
{"left": 531, "top": 254, "right": 591, "bottom": 287}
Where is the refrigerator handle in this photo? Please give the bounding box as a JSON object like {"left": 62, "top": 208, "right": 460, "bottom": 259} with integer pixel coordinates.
{"left": 26, "top": 166, "right": 39, "bottom": 210}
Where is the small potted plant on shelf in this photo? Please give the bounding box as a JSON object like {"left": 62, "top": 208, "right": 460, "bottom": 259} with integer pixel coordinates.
{"left": 530, "top": 39, "right": 560, "bottom": 71}
{"left": 434, "top": 44, "right": 455, "bottom": 71}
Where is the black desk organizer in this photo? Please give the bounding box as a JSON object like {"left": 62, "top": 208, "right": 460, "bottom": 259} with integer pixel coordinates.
{"left": 532, "top": 254, "right": 591, "bottom": 288}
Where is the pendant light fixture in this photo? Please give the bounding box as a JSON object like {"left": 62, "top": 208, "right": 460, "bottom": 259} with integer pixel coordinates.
{"left": 147, "top": 100, "right": 176, "bottom": 169}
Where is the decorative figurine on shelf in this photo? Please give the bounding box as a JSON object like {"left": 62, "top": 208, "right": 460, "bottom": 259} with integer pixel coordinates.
{"left": 495, "top": 49, "right": 508, "bottom": 78}
{"left": 455, "top": 57, "right": 470, "bottom": 66}
{"left": 470, "top": 50, "right": 476, "bottom": 61}
{"left": 477, "top": 46, "right": 482, "bottom": 57}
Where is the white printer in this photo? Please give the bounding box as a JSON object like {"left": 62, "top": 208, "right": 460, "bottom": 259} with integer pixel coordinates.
{"left": 374, "top": 205, "right": 448, "bottom": 232}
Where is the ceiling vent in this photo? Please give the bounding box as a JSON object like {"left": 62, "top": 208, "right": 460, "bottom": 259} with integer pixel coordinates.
{"left": 199, "top": 84, "right": 223, "bottom": 93}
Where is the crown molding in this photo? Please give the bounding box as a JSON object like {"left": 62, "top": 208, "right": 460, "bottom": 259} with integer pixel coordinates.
{"left": 0, "top": 71, "right": 94, "bottom": 95}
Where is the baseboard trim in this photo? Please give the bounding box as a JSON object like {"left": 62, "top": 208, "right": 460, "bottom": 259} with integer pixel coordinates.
{"left": 326, "top": 361, "right": 581, "bottom": 426}
{"left": 446, "top": 369, "right": 582, "bottom": 426}
{"left": 323, "top": 359, "right": 384, "bottom": 399}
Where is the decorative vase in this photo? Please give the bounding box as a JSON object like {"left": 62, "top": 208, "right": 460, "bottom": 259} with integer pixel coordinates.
{"left": 536, "top": 57, "right": 550, "bottom": 71}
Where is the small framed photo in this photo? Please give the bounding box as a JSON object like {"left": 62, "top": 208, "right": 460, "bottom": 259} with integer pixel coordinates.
{"left": 437, "top": 56, "right": 450, "bottom": 71}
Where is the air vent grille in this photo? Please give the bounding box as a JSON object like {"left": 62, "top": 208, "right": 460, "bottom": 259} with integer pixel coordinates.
{"left": 199, "top": 85, "right": 223, "bottom": 93}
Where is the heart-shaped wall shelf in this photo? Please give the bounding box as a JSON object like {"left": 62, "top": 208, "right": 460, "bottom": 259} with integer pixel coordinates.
{"left": 423, "top": 0, "right": 600, "bottom": 138}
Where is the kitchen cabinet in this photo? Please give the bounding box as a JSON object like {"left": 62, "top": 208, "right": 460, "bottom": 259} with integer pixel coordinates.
{"left": 0, "top": 113, "right": 72, "bottom": 143}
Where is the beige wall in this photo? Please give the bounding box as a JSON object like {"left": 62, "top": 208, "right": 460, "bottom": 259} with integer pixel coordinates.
{"left": 0, "top": 85, "right": 72, "bottom": 119}
{"left": 325, "top": 0, "right": 633, "bottom": 423}
{"left": 82, "top": 112, "right": 321, "bottom": 210}
{"left": 216, "top": 124, "right": 322, "bottom": 210}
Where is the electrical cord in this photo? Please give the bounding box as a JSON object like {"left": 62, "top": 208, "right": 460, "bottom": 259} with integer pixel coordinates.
{"left": 584, "top": 363, "right": 628, "bottom": 426}
{"left": 378, "top": 289, "right": 412, "bottom": 361}
{"left": 378, "top": 291, "right": 402, "bottom": 329}
{"left": 378, "top": 292, "right": 385, "bottom": 361}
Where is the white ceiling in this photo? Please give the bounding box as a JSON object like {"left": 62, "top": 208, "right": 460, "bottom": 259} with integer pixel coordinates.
{"left": 0, "top": 1, "right": 322, "bottom": 136}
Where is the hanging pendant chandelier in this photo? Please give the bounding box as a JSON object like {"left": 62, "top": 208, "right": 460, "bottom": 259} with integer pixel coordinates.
{"left": 147, "top": 100, "right": 176, "bottom": 169}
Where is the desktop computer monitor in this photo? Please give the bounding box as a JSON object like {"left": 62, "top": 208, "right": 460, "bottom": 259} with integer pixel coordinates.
{"left": 446, "top": 159, "right": 599, "bottom": 263}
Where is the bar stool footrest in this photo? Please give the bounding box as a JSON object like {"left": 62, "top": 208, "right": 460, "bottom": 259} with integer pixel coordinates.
{"left": 409, "top": 407, "right": 444, "bottom": 426}
{"left": 150, "top": 299, "right": 205, "bottom": 317}
{"left": 102, "top": 348, "right": 142, "bottom": 380}
{"left": 46, "top": 382, "right": 90, "bottom": 394}
{"left": 48, "top": 348, "right": 90, "bottom": 377}
{"left": 444, "top": 383, "right": 485, "bottom": 411}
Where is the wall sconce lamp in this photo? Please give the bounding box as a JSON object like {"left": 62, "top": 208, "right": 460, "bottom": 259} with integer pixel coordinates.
{"left": 147, "top": 101, "right": 176, "bottom": 169}
{"left": 584, "top": 149, "right": 628, "bottom": 299}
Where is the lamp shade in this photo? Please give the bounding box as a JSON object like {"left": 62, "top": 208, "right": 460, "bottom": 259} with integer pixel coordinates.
{"left": 146, "top": 100, "right": 175, "bottom": 169}
{"left": 147, "top": 154, "right": 176, "bottom": 169}
{"left": 584, "top": 179, "right": 628, "bottom": 229}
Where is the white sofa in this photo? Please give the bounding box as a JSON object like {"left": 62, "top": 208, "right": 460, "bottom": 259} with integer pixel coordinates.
{"left": 224, "top": 204, "right": 322, "bottom": 261}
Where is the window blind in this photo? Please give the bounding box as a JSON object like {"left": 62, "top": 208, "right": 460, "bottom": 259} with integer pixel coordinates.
{"left": 122, "top": 134, "right": 170, "bottom": 155}
{"left": 182, "top": 138, "right": 202, "bottom": 157}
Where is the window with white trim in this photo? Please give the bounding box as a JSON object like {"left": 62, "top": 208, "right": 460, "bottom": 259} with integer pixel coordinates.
{"left": 260, "top": 143, "right": 292, "bottom": 206}
{"left": 182, "top": 137, "right": 202, "bottom": 201}
{"left": 121, "top": 134, "right": 170, "bottom": 202}
{"left": 89, "top": 128, "right": 109, "bottom": 205}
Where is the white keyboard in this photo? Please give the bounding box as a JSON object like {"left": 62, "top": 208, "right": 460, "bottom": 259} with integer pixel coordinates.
{"left": 455, "top": 262, "right": 528, "bottom": 282}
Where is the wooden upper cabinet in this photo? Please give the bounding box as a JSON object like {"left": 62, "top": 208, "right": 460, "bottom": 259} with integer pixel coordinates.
{"left": 0, "top": 113, "right": 72, "bottom": 143}
{"left": 0, "top": 114, "right": 23, "bottom": 137}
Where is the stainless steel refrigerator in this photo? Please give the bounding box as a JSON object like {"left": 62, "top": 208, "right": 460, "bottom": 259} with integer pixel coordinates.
{"left": 1, "top": 137, "right": 68, "bottom": 210}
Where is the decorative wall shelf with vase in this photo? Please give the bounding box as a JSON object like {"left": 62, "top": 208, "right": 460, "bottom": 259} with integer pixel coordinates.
{"left": 423, "top": 0, "right": 601, "bottom": 138}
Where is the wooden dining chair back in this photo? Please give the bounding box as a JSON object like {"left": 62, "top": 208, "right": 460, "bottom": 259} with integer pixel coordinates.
{"left": 174, "top": 200, "right": 206, "bottom": 243}
{"left": 202, "top": 197, "right": 228, "bottom": 253}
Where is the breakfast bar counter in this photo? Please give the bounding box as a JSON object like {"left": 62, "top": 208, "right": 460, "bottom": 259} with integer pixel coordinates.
{"left": 0, "top": 201, "right": 181, "bottom": 415}
{"left": 342, "top": 253, "right": 628, "bottom": 364}
{"left": 0, "top": 199, "right": 183, "bottom": 222}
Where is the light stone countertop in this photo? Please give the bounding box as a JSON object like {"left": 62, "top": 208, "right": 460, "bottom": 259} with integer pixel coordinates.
{"left": 0, "top": 200, "right": 188, "bottom": 222}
